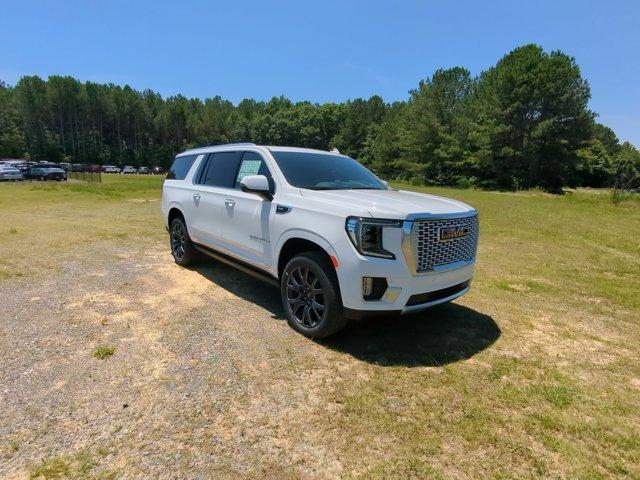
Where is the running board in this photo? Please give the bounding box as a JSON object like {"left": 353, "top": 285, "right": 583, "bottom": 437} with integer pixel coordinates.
{"left": 193, "top": 244, "right": 279, "bottom": 287}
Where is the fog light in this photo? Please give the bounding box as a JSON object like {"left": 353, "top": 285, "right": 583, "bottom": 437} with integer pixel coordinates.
{"left": 363, "top": 277, "right": 374, "bottom": 297}
{"left": 362, "top": 277, "right": 388, "bottom": 301}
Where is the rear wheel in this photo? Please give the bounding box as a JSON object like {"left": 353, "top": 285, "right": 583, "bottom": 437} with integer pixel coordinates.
{"left": 170, "top": 216, "right": 198, "bottom": 266}
{"left": 281, "top": 252, "right": 347, "bottom": 338}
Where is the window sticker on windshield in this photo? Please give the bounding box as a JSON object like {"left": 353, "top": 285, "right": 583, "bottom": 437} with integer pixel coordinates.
{"left": 236, "top": 160, "right": 261, "bottom": 183}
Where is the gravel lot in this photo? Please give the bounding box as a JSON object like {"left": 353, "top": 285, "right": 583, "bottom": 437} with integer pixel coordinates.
{"left": 1, "top": 230, "right": 503, "bottom": 479}
{"left": 0, "top": 237, "right": 495, "bottom": 479}
{"left": 1, "top": 238, "right": 307, "bottom": 478}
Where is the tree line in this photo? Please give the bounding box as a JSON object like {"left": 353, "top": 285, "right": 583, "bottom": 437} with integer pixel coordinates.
{"left": 0, "top": 44, "right": 638, "bottom": 192}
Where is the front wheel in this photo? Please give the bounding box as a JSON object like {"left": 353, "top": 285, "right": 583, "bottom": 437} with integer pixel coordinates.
{"left": 281, "top": 252, "right": 347, "bottom": 339}
{"left": 170, "top": 217, "right": 198, "bottom": 266}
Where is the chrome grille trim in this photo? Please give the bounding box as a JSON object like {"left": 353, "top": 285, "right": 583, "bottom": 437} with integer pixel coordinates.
{"left": 401, "top": 214, "right": 478, "bottom": 274}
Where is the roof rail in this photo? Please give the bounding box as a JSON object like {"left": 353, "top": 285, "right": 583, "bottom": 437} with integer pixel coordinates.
{"left": 209, "top": 142, "right": 256, "bottom": 147}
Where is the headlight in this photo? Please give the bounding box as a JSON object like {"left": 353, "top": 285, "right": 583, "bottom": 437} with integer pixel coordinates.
{"left": 345, "top": 217, "right": 402, "bottom": 259}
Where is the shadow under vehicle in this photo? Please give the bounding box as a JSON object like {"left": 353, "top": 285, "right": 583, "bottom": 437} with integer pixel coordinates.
{"left": 190, "top": 260, "right": 499, "bottom": 367}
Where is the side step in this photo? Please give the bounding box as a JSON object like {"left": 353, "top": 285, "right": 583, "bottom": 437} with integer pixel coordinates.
{"left": 193, "top": 244, "right": 279, "bottom": 287}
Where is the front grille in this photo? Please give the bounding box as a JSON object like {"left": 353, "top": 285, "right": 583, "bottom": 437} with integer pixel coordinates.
{"left": 411, "top": 215, "right": 478, "bottom": 272}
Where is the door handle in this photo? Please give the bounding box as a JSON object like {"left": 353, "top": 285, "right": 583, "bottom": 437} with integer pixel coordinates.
{"left": 225, "top": 199, "right": 236, "bottom": 207}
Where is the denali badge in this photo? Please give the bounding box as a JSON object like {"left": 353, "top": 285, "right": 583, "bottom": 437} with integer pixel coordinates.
{"left": 439, "top": 226, "right": 471, "bottom": 241}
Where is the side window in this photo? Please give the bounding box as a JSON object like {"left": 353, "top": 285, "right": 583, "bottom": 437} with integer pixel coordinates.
{"left": 235, "top": 151, "right": 274, "bottom": 192}
{"left": 201, "top": 151, "right": 242, "bottom": 188}
{"left": 166, "top": 154, "right": 197, "bottom": 180}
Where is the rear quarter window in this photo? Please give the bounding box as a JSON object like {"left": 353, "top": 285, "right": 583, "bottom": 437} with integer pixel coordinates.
{"left": 167, "top": 155, "right": 197, "bottom": 180}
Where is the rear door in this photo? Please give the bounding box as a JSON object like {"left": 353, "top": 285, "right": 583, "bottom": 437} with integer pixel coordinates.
{"left": 188, "top": 151, "right": 242, "bottom": 249}
{"left": 219, "top": 151, "right": 276, "bottom": 268}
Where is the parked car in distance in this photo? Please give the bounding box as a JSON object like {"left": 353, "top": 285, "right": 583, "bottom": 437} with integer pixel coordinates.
{"left": 122, "top": 166, "right": 137, "bottom": 174}
{"left": 0, "top": 166, "right": 24, "bottom": 181}
{"left": 137, "top": 166, "right": 151, "bottom": 174}
{"left": 30, "top": 166, "right": 67, "bottom": 181}
{"left": 152, "top": 166, "right": 165, "bottom": 175}
{"left": 0, "top": 159, "right": 26, "bottom": 167}
{"left": 15, "top": 162, "right": 36, "bottom": 174}
{"left": 102, "top": 165, "right": 121, "bottom": 173}
{"left": 162, "top": 143, "right": 479, "bottom": 338}
{"left": 22, "top": 163, "right": 59, "bottom": 179}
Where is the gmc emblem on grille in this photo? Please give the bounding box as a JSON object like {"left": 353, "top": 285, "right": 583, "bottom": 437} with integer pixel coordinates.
{"left": 439, "top": 226, "right": 471, "bottom": 241}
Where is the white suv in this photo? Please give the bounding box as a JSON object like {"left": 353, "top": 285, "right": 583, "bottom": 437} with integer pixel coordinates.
{"left": 161, "top": 143, "right": 478, "bottom": 338}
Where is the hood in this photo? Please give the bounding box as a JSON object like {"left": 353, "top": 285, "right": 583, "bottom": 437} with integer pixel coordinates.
{"left": 299, "top": 188, "right": 475, "bottom": 219}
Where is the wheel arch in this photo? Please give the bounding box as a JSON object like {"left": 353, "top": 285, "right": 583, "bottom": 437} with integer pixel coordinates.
{"left": 276, "top": 231, "right": 338, "bottom": 280}
{"left": 167, "top": 205, "right": 185, "bottom": 227}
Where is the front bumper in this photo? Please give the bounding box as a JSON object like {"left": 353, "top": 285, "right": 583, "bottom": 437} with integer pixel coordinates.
{"left": 343, "top": 281, "right": 471, "bottom": 319}
{"left": 333, "top": 238, "right": 475, "bottom": 314}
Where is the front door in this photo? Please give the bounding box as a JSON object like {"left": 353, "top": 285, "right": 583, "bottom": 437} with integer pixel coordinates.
{"left": 220, "top": 151, "right": 276, "bottom": 269}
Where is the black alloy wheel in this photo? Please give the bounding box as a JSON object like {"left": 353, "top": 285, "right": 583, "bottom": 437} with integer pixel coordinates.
{"left": 169, "top": 216, "right": 198, "bottom": 266}
{"left": 171, "top": 221, "right": 186, "bottom": 261}
{"left": 280, "top": 252, "right": 347, "bottom": 338}
{"left": 286, "top": 266, "right": 326, "bottom": 328}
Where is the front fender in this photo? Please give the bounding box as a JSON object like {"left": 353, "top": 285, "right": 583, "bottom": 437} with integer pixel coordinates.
{"left": 275, "top": 228, "right": 340, "bottom": 262}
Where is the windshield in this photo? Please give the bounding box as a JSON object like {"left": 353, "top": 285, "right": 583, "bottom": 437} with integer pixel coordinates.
{"left": 270, "top": 151, "right": 386, "bottom": 190}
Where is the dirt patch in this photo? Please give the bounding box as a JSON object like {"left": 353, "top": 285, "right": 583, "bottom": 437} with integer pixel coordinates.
{"left": 0, "top": 241, "right": 348, "bottom": 478}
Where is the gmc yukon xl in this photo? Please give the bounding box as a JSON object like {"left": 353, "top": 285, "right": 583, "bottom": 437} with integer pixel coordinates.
{"left": 161, "top": 143, "right": 478, "bottom": 338}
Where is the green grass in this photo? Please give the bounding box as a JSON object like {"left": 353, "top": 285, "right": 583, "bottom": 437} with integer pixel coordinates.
{"left": 92, "top": 345, "right": 115, "bottom": 359}
{"left": 0, "top": 174, "right": 165, "bottom": 280}
{"left": 323, "top": 182, "right": 640, "bottom": 479}
{"left": 1, "top": 176, "right": 639, "bottom": 478}
{"left": 29, "top": 451, "right": 118, "bottom": 479}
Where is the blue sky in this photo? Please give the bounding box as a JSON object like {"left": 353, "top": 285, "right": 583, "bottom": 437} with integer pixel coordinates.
{"left": 2, "top": 0, "right": 639, "bottom": 145}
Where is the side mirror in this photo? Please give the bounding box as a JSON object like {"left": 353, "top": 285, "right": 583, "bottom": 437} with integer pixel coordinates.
{"left": 240, "top": 175, "right": 272, "bottom": 201}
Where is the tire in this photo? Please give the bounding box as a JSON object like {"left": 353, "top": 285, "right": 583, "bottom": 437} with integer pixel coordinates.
{"left": 281, "top": 251, "right": 347, "bottom": 339}
{"left": 169, "top": 216, "right": 198, "bottom": 266}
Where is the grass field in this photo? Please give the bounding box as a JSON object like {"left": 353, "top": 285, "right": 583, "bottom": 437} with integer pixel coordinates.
{"left": 1, "top": 175, "right": 639, "bottom": 479}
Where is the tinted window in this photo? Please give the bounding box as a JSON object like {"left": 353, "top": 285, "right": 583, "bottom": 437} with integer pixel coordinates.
{"left": 167, "top": 155, "right": 197, "bottom": 180}
{"left": 235, "top": 152, "right": 274, "bottom": 191}
{"left": 201, "top": 151, "right": 242, "bottom": 187}
{"left": 271, "top": 151, "right": 386, "bottom": 190}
